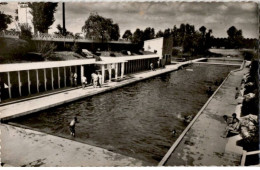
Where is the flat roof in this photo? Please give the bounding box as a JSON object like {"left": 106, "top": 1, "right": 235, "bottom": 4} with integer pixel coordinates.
{"left": 0, "top": 54, "right": 160, "bottom": 72}
{"left": 0, "top": 59, "right": 96, "bottom": 72}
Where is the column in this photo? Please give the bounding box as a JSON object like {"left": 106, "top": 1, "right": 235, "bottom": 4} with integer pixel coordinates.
{"left": 51, "top": 68, "right": 54, "bottom": 90}
{"left": 36, "top": 69, "right": 39, "bottom": 93}
{"left": 115, "top": 63, "right": 118, "bottom": 79}
{"left": 27, "top": 70, "right": 31, "bottom": 95}
{"left": 75, "top": 66, "right": 77, "bottom": 85}
{"left": 101, "top": 64, "right": 105, "bottom": 84}
{"left": 44, "top": 69, "right": 47, "bottom": 91}
{"left": 121, "top": 62, "right": 124, "bottom": 79}
{"left": 64, "top": 67, "right": 66, "bottom": 87}
{"left": 18, "top": 71, "right": 22, "bottom": 96}
{"left": 81, "top": 65, "right": 84, "bottom": 83}
{"left": 108, "top": 64, "right": 112, "bottom": 82}
{"left": 7, "top": 72, "right": 11, "bottom": 98}
{"left": 69, "top": 66, "right": 72, "bottom": 86}
{"left": 58, "top": 67, "right": 60, "bottom": 88}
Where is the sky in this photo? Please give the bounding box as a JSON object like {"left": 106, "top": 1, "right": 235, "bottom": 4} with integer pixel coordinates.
{"left": 0, "top": 1, "right": 258, "bottom": 38}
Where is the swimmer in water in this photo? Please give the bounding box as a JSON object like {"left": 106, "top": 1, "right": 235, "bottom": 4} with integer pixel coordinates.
{"left": 69, "top": 116, "right": 79, "bottom": 137}
{"left": 172, "top": 129, "right": 177, "bottom": 136}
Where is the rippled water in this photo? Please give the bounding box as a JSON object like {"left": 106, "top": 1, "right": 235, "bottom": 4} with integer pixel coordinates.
{"left": 10, "top": 64, "right": 238, "bottom": 165}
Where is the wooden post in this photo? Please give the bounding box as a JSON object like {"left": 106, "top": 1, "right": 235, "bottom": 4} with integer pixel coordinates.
{"left": 18, "top": 71, "right": 22, "bottom": 96}
{"left": 7, "top": 72, "right": 11, "bottom": 98}
{"left": 121, "top": 62, "right": 124, "bottom": 79}
{"left": 36, "top": 69, "right": 39, "bottom": 93}
{"left": 51, "top": 68, "right": 54, "bottom": 90}
{"left": 44, "top": 68, "right": 47, "bottom": 91}
{"left": 64, "top": 67, "right": 66, "bottom": 87}
{"left": 58, "top": 67, "right": 60, "bottom": 88}
{"left": 27, "top": 70, "right": 31, "bottom": 95}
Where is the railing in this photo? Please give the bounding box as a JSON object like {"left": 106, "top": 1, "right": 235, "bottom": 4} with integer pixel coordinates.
{"left": 0, "top": 30, "right": 131, "bottom": 44}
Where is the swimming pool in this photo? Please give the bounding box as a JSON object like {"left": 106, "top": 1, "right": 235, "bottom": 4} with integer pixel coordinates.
{"left": 10, "top": 64, "right": 239, "bottom": 165}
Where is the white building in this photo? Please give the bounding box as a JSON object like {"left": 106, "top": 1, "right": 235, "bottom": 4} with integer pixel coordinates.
{"left": 17, "top": 2, "right": 34, "bottom": 33}
{"left": 144, "top": 37, "right": 173, "bottom": 65}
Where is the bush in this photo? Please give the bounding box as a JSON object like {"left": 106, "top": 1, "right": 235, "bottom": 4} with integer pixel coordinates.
{"left": 242, "top": 51, "right": 257, "bottom": 61}
{"left": 34, "top": 41, "right": 57, "bottom": 60}
{"left": 71, "top": 43, "right": 82, "bottom": 54}
{"left": 19, "top": 24, "right": 32, "bottom": 42}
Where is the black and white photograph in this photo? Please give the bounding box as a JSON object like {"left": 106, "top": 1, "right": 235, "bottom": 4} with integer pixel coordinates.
{"left": 0, "top": 0, "right": 259, "bottom": 167}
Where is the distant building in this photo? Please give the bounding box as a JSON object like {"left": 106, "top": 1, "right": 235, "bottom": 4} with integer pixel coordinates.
{"left": 17, "top": 2, "right": 34, "bottom": 33}
{"left": 144, "top": 36, "right": 173, "bottom": 65}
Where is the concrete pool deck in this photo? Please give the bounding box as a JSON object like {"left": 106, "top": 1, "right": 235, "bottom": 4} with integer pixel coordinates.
{"left": 0, "top": 124, "right": 148, "bottom": 167}
{"left": 160, "top": 62, "right": 248, "bottom": 166}
{"left": 0, "top": 58, "right": 204, "bottom": 121}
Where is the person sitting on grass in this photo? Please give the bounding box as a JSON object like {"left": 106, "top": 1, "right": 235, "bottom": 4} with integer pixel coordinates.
{"left": 221, "top": 113, "right": 241, "bottom": 138}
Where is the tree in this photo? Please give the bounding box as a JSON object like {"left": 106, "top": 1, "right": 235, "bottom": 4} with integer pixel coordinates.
{"left": 227, "top": 26, "right": 244, "bottom": 48}
{"left": 155, "top": 30, "right": 164, "bottom": 38}
{"left": 122, "top": 30, "right": 132, "bottom": 40}
{"left": 131, "top": 28, "right": 144, "bottom": 45}
{"left": 109, "top": 23, "right": 120, "bottom": 41}
{"left": 199, "top": 26, "right": 206, "bottom": 38}
{"left": 82, "top": 12, "right": 120, "bottom": 42}
{"left": 143, "top": 27, "right": 155, "bottom": 40}
{"left": 0, "top": 9, "right": 12, "bottom": 31}
{"left": 54, "top": 24, "right": 73, "bottom": 36}
{"left": 19, "top": 24, "right": 32, "bottom": 42}
{"left": 28, "top": 2, "right": 58, "bottom": 33}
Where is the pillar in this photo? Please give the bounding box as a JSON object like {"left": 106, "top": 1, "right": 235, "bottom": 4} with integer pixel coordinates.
{"left": 36, "top": 69, "right": 39, "bottom": 93}
{"left": 7, "top": 72, "right": 11, "bottom": 98}
{"left": 27, "top": 70, "right": 31, "bottom": 95}
{"left": 44, "top": 68, "right": 47, "bottom": 91}
{"left": 101, "top": 64, "right": 105, "bottom": 84}
{"left": 81, "top": 65, "right": 84, "bottom": 83}
{"left": 121, "top": 62, "right": 124, "bottom": 79}
{"left": 69, "top": 66, "right": 72, "bottom": 86}
{"left": 18, "top": 71, "right": 22, "bottom": 96}
{"left": 58, "top": 67, "right": 60, "bottom": 88}
{"left": 51, "top": 68, "right": 54, "bottom": 90}
{"left": 115, "top": 63, "right": 118, "bottom": 79}
{"left": 64, "top": 67, "right": 66, "bottom": 87}
{"left": 108, "top": 64, "right": 112, "bottom": 82}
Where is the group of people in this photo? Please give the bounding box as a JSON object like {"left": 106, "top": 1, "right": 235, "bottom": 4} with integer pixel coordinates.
{"left": 91, "top": 72, "right": 102, "bottom": 88}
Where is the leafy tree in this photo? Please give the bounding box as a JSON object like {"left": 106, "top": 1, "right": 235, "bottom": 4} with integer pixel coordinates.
{"left": 28, "top": 2, "right": 58, "bottom": 33}
{"left": 199, "top": 26, "right": 206, "bottom": 37}
{"left": 19, "top": 24, "right": 32, "bottom": 42}
{"left": 122, "top": 30, "right": 132, "bottom": 40}
{"left": 227, "top": 26, "right": 244, "bottom": 48}
{"left": 82, "top": 12, "right": 120, "bottom": 42}
{"left": 109, "top": 23, "right": 120, "bottom": 41}
{"left": 131, "top": 28, "right": 144, "bottom": 45}
{"left": 143, "top": 27, "right": 155, "bottom": 40}
{"left": 155, "top": 30, "right": 164, "bottom": 38}
{"left": 0, "top": 11, "right": 12, "bottom": 31}
{"left": 54, "top": 24, "right": 73, "bottom": 36}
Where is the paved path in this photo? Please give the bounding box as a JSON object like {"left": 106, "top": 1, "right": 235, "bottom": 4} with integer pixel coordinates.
{"left": 162, "top": 65, "right": 248, "bottom": 166}
{"left": 0, "top": 58, "right": 204, "bottom": 121}
{"left": 1, "top": 124, "right": 148, "bottom": 167}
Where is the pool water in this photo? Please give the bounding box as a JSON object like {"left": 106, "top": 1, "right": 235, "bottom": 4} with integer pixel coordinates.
{"left": 10, "top": 64, "right": 239, "bottom": 165}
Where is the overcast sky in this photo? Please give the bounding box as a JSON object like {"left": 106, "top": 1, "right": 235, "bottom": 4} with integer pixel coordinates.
{"left": 1, "top": 1, "right": 258, "bottom": 38}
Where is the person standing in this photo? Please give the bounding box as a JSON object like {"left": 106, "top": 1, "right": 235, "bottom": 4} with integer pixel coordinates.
{"left": 73, "top": 72, "right": 78, "bottom": 86}
{"left": 97, "top": 72, "right": 102, "bottom": 88}
{"left": 93, "top": 73, "right": 98, "bottom": 88}
{"left": 81, "top": 76, "right": 87, "bottom": 89}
